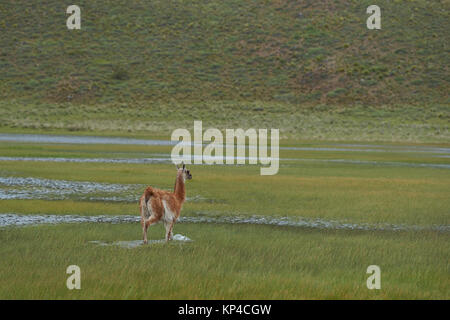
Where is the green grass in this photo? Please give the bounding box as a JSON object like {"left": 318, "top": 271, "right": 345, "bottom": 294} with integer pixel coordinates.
{"left": 1, "top": 141, "right": 449, "bottom": 226}
{"left": 0, "top": 138, "right": 449, "bottom": 299}
{"left": 1, "top": 0, "right": 448, "bottom": 105}
{"left": 0, "top": 223, "right": 448, "bottom": 299}
{"left": 0, "top": 101, "right": 448, "bottom": 142}
{"left": 1, "top": 0, "right": 449, "bottom": 299}
{"left": 0, "top": 0, "right": 449, "bottom": 142}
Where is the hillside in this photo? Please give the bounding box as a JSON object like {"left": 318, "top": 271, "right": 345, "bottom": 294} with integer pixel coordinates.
{"left": 1, "top": 0, "right": 449, "bottom": 104}
{"left": 0, "top": 0, "right": 449, "bottom": 141}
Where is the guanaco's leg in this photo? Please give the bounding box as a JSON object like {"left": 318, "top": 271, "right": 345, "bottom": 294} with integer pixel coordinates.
{"left": 164, "top": 220, "right": 175, "bottom": 242}
{"left": 143, "top": 215, "right": 159, "bottom": 244}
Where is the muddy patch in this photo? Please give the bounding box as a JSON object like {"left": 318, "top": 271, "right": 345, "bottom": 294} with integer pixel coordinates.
{"left": 89, "top": 234, "right": 192, "bottom": 248}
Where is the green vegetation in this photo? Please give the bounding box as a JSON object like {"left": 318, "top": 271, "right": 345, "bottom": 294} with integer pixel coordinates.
{"left": 1, "top": 141, "right": 449, "bottom": 226}
{"left": 0, "top": 140, "right": 449, "bottom": 299}
{"left": 1, "top": 223, "right": 448, "bottom": 299}
{"left": 0, "top": 0, "right": 449, "bottom": 299}
{"left": 0, "top": 101, "right": 448, "bottom": 142}
{"left": 0, "top": 0, "right": 448, "bottom": 141}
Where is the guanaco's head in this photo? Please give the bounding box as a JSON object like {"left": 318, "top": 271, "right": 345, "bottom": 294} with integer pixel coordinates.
{"left": 176, "top": 162, "right": 192, "bottom": 181}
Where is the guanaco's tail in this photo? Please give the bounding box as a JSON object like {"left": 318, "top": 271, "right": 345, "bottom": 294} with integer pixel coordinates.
{"left": 141, "top": 187, "right": 154, "bottom": 220}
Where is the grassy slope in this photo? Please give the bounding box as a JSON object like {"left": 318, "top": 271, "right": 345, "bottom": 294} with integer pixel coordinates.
{"left": 1, "top": 0, "right": 449, "bottom": 104}
{"left": 0, "top": 1, "right": 449, "bottom": 141}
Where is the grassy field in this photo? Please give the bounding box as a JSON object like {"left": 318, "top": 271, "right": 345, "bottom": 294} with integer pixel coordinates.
{"left": 0, "top": 223, "right": 448, "bottom": 299}
{"left": 0, "top": 101, "right": 448, "bottom": 142}
{"left": 0, "top": 139, "right": 449, "bottom": 299}
{"left": 0, "top": 0, "right": 449, "bottom": 300}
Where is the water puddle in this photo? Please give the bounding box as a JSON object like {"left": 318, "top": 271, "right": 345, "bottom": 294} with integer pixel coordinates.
{"left": 290, "top": 158, "right": 450, "bottom": 169}
{"left": 1, "top": 156, "right": 448, "bottom": 169}
{"left": 179, "top": 214, "right": 450, "bottom": 232}
{"left": 0, "top": 176, "right": 133, "bottom": 192}
{"left": 332, "top": 144, "right": 450, "bottom": 154}
{"left": 284, "top": 144, "right": 450, "bottom": 154}
{"left": 0, "top": 134, "right": 175, "bottom": 146}
{"left": 1, "top": 133, "right": 449, "bottom": 155}
{"left": 0, "top": 176, "right": 209, "bottom": 203}
{"left": 0, "top": 213, "right": 139, "bottom": 226}
{"left": 1, "top": 213, "right": 448, "bottom": 233}
{"left": 0, "top": 156, "right": 285, "bottom": 165}
{"left": 0, "top": 176, "right": 139, "bottom": 201}
{"left": 0, "top": 156, "right": 171, "bottom": 164}
{"left": 89, "top": 234, "right": 192, "bottom": 248}
{"left": 281, "top": 146, "right": 450, "bottom": 154}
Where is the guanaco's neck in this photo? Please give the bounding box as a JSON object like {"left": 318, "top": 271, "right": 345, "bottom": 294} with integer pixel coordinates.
{"left": 174, "top": 171, "right": 185, "bottom": 201}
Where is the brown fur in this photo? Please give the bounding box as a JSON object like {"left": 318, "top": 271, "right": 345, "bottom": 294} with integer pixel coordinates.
{"left": 139, "top": 165, "right": 192, "bottom": 243}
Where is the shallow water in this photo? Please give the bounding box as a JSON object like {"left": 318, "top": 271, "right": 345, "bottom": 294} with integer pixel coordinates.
{"left": 1, "top": 133, "right": 448, "bottom": 169}
{"left": 0, "top": 156, "right": 171, "bottom": 164}
{"left": 1, "top": 156, "right": 448, "bottom": 169}
{"left": 1, "top": 213, "right": 448, "bottom": 233}
{"left": 0, "top": 133, "right": 175, "bottom": 146}
{"left": 0, "top": 213, "right": 139, "bottom": 226}
{"left": 0, "top": 176, "right": 209, "bottom": 202}
{"left": 0, "top": 176, "right": 139, "bottom": 201}
{"left": 332, "top": 143, "right": 450, "bottom": 154}
{"left": 1, "top": 133, "right": 449, "bottom": 155}
{"left": 291, "top": 158, "right": 450, "bottom": 169}
{"left": 0, "top": 176, "right": 133, "bottom": 192}
{"left": 0, "top": 155, "right": 284, "bottom": 164}
{"left": 281, "top": 146, "right": 450, "bottom": 154}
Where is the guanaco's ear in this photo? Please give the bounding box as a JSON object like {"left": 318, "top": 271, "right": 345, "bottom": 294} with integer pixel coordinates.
{"left": 182, "top": 162, "right": 185, "bottom": 170}
{"left": 175, "top": 163, "right": 180, "bottom": 170}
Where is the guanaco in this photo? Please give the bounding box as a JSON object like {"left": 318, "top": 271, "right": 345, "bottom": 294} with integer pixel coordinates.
{"left": 139, "top": 162, "right": 192, "bottom": 243}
